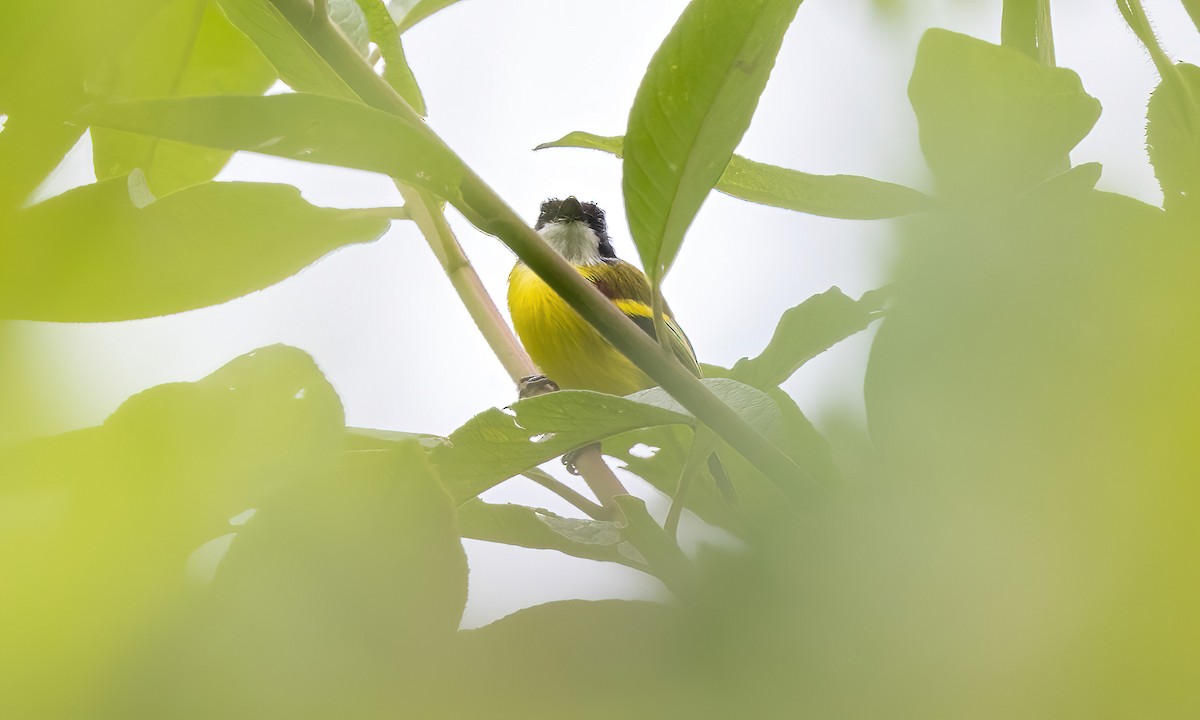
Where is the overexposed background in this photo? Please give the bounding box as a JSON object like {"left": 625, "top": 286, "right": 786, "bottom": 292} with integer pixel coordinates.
{"left": 21, "top": 0, "right": 1200, "bottom": 627}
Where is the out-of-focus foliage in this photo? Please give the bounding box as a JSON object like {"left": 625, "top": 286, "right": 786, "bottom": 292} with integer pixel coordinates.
{"left": 4, "top": 0, "right": 1199, "bottom": 717}
{"left": 1, "top": 177, "right": 389, "bottom": 321}
{"left": 90, "top": 0, "right": 278, "bottom": 195}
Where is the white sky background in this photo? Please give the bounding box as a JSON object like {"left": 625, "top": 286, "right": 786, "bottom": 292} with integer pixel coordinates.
{"left": 24, "top": 0, "right": 1200, "bottom": 627}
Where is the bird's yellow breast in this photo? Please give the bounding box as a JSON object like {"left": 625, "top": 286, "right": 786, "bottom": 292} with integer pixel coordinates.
{"left": 507, "top": 263, "right": 652, "bottom": 396}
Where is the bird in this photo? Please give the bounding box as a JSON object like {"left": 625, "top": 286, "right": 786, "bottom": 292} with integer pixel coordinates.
{"left": 507, "top": 196, "right": 701, "bottom": 397}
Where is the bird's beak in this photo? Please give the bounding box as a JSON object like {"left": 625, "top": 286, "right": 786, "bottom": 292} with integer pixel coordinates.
{"left": 555, "top": 196, "right": 586, "bottom": 223}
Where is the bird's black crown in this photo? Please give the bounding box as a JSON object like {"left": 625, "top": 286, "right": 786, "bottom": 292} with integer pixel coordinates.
{"left": 535, "top": 196, "right": 616, "bottom": 259}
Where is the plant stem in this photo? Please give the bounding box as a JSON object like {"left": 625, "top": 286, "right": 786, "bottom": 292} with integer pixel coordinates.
{"left": 1117, "top": 0, "right": 1196, "bottom": 133}
{"left": 1002, "top": 0, "right": 1056, "bottom": 66}
{"left": 268, "top": 0, "right": 824, "bottom": 507}
{"left": 651, "top": 283, "right": 671, "bottom": 354}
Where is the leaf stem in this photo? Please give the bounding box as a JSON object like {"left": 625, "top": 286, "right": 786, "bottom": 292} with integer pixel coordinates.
{"left": 267, "top": 0, "right": 825, "bottom": 507}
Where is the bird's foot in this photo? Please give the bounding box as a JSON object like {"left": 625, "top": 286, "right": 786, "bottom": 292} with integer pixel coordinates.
{"left": 561, "top": 443, "right": 599, "bottom": 476}
{"left": 518, "top": 374, "right": 560, "bottom": 399}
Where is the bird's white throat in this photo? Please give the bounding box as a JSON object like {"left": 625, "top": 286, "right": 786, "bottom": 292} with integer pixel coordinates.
{"left": 539, "top": 221, "right": 603, "bottom": 265}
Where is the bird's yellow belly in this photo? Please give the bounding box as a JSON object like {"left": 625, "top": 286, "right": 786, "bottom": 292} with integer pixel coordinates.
{"left": 507, "top": 264, "right": 651, "bottom": 396}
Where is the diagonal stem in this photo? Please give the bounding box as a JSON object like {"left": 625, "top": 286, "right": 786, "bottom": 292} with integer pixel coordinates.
{"left": 269, "top": 0, "right": 823, "bottom": 507}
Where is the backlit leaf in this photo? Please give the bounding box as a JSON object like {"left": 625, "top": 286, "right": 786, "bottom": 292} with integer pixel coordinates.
{"left": 91, "top": 0, "right": 277, "bottom": 195}
{"left": 457, "top": 499, "right": 645, "bottom": 569}
{"left": 731, "top": 287, "right": 887, "bottom": 390}
{"left": 623, "top": 0, "right": 804, "bottom": 280}
{"left": 81, "top": 93, "right": 467, "bottom": 200}
{"left": 1147, "top": 63, "right": 1200, "bottom": 212}
{"left": 537, "top": 131, "right": 931, "bottom": 219}
{"left": 1, "top": 178, "right": 390, "bottom": 321}
{"left": 214, "top": 0, "right": 358, "bottom": 97}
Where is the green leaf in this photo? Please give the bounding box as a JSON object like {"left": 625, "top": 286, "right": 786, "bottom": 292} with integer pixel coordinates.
{"left": 214, "top": 0, "right": 358, "bottom": 97}
{"left": 537, "top": 131, "right": 931, "bottom": 220}
{"left": 1, "top": 177, "right": 390, "bottom": 321}
{"left": 217, "top": 443, "right": 467, "bottom": 643}
{"left": 0, "top": 0, "right": 162, "bottom": 214}
{"left": 456, "top": 499, "right": 646, "bottom": 569}
{"left": 908, "top": 29, "right": 1101, "bottom": 199}
{"left": 431, "top": 378, "right": 780, "bottom": 503}
{"left": 623, "top": 0, "right": 803, "bottom": 280}
{"left": 388, "top": 0, "right": 466, "bottom": 33}
{"left": 719, "top": 155, "right": 932, "bottom": 219}
{"left": 91, "top": 0, "right": 277, "bottom": 195}
{"left": 354, "top": 0, "right": 427, "bottom": 114}
{"left": 452, "top": 600, "right": 677, "bottom": 717}
{"left": 0, "top": 345, "right": 344, "bottom": 716}
{"left": 81, "top": 93, "right": 467, "bottom": 200}
{"left": 1147, "top": 63, "right": 1200, "bottom": 212}
{"left": 126, "top": 443, "right": 468, "bottom": 718}
{"left": 329, "top": 0, "right": 371, "bottom": 56}
{"left": 731, "top": 287, "right": 887, "bottom": 390}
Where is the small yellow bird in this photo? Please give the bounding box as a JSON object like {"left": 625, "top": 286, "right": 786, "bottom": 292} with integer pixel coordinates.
{"left": 507, "top": 196, "right": 700, "bottom": 396}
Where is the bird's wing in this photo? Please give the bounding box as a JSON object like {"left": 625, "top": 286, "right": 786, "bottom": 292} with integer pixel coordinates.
{"left": 583, "top": 261, "right": 701, "bottom": 377}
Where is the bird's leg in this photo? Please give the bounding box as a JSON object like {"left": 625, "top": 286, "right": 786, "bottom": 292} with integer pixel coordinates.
{"left": 517, "top": 374, "right": 559, "bottom": 399}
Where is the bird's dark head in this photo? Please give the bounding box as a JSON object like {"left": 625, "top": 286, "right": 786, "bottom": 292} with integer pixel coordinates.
{"left": 535, "top": 196, "right": 616, "bottom": 264}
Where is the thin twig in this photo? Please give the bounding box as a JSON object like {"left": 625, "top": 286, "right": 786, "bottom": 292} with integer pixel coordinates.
{"left": 523, "top": 468, "right": 613, "bottom": 520}
{"left": 396, "top": 182, "right": 537, "bottom": 383}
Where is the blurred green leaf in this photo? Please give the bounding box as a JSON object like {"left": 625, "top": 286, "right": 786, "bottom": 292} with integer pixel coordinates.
{"left": 91, "top": 0, "right": 277, "bottom": 195}
{"left": 1, "top": 177, "right": 390, "bottom": 321}
{"left": 1147, "top": 63, "right": 1200, "bottom": 212}
{"left": 431, "top": 379, "right": 780, "bottom": 503}
{"left": 908, "top": 29, "right": 1100, "bottom": 198}
{"left": 538, "top": 131, "right": 930, "bottom": 219}
{"left": 82, "top": 92, "right": 467, "bottom": 200}
{"left": 354, "top": 0, "right": 427, "bottom": 114}
{"left": 623, "top": 0, "right": 804, "bottom": 280}
{"left": 731, "top": 287, "right": 886, "bottom": 390}
{"left": 457, "top": 499, "right": 646, "bottom": 570}
{"left": 119, "top": 443, "right": 467, "bottom": 719}
{"left": 452, "top": 600, "right": 679, "bottom": 720}
{"left": 214, "top": 0, "right": 358, "bottom": 97}
{"left": 389, "top": 0, "right": 467, "bottom": 33}
{"left": 0, "top": 344, "right": 343, "bottom": 719}
{"left": 0, "top": 0, "right": 161, "bottom": 214}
